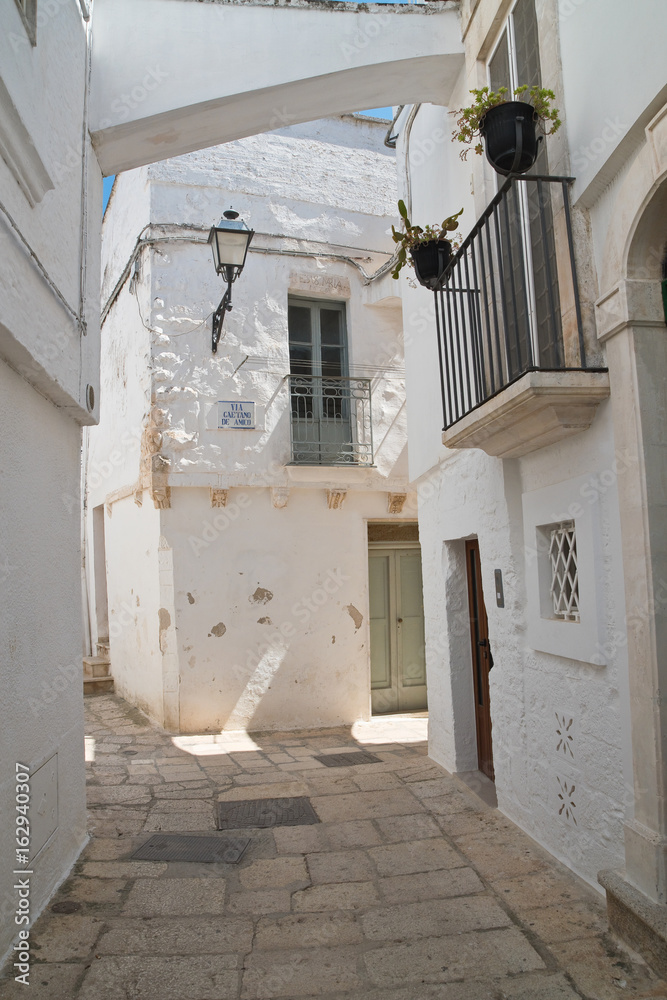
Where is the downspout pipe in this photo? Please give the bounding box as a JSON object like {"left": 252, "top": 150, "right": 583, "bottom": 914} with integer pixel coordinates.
{"left": 384, "top": 106, "right": 405, "bottom": 149}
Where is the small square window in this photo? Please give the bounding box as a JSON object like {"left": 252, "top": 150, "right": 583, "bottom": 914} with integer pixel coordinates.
{"left": 549, "top": 522, "right": 579, "bottom": 623}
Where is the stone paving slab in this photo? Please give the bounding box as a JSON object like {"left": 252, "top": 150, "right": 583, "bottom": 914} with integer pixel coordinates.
{"left": 324, "top": 972, "right": 583, "bottom": 1000}
{"left": 3, "top": 692, "right": 667, "bottom": 1000}
{"left": 95, "top": 915, "right": 253, "bottom": 954}
{"left": 368, "top": 836, "right": 464, "bottom": 875}
{"left": 306, "top": 849, "right": 375, "bottom": 884}
{"left": 363, "top": 926, "right": 546, "bottom": 986}
{"left": 78, "top": 955, "right": 239, "bottom": 1000}
{"left": 310, "top": 788, "right": 424, "bottom": 822}
{"left": 122, "top": 877, "right": 228, "bottom": 915}
{"left": 361, "top": 894, "right": 512, "bottom": 940}
{"left": 254, "top": 912, "right": 363, "bottom": 950}
{"left": 241, "top": 945, "right": 363, "bottom": 998}
{"left": 0, "top": 963, "right": 85, "bottom": 1000}
{"left": 378, "top": 865, "right": 485, "bottom": 903}
{"left": 30, "top": 914, "right": 103, "bottom": 962}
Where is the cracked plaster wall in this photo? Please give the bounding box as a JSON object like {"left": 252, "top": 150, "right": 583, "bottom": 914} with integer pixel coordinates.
{"left": 166, "top": 486, "right": 398, "bottom": 733}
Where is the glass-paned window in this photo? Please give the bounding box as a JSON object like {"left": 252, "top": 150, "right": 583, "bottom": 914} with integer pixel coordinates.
{"left": 288, "top": 298, "right": 347, "bottom": 378}
{"left": 488, "top": 0, "right": 563, "bottom": 371}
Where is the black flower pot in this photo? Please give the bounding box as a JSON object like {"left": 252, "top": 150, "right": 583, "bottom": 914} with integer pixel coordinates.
{"left": 480, "top": 101, "right": 541, "bottom": 175}
{"left": 410, "top": 239, "right": 452, "bottom": 290}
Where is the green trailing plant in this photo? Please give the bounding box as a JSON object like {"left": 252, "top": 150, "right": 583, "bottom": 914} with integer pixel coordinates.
{"left": 391, "top": 201, "right": 464, "bottom": 280}
{"left": 452, "top": 85, "right": 561, "bottom": 159}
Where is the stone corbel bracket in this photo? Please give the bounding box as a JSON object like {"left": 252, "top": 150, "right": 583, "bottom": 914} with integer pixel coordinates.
{"left": 210, "top": 488, "right": 229, "bottom": 508}
{"left": 150, "top": 454, "right": 171, "bottom": 509}
{"left": 272, "top": 487, "right": 290, "bottom": 509}
{"left": 326, "top": 489, "right": 347, "bottom": 510}
{"left": 388, "top": 492, "right": 407, "bottom": 514}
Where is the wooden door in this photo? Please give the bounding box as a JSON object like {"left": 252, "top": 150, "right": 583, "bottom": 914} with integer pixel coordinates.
{"left": 369, "top": 547, "right": 427, "bottom": 714}
{"left": 465, "top": 540, "right": 494, "bottom": 781}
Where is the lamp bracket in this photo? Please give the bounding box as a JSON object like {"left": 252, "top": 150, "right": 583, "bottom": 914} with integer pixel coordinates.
{"left": 212, "top": 280, "right": 233, "bottom": 354}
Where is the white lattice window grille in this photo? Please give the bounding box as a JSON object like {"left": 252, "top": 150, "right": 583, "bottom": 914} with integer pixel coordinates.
{"left": 549, "top": 522, "right": 579, "bottom": 622}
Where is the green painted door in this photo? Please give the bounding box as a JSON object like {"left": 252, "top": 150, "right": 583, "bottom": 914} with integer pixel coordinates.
{"left": 369, "top": 547, "right": 427, "bottom": 714}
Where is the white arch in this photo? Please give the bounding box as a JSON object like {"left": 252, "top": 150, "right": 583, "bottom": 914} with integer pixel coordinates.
{"left": 595, "top": 102, "right": 667, "bottom": 907}
{"left": 90, "top": 0, "right": 464, "bottom": 175}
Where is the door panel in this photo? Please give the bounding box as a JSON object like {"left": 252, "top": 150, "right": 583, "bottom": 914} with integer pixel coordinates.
{"left": 369, "top": 555, "right": 393, "bottom": 695}
{"left": 397, "top": 550, "right": 427, "bottom": 699}
{"left": 370, "top": 547, "right": 427, "bottom": 714}
{"left": 466, "top": 540, "right": 494, "bottom": 781}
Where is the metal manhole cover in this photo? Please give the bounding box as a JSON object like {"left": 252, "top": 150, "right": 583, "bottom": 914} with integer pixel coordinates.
{"left": 216, "top": 796, "right": 320, "bottom": 830}
{"left": 314, "top": 751, "right": 382, "bottom": 768}
{"left": 131, "top": 834, "right": 250, "bottom": 864}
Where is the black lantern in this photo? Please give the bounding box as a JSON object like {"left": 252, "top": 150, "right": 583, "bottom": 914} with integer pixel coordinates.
{"left": 208, "top": 210, "right": 254, "bottom": 353}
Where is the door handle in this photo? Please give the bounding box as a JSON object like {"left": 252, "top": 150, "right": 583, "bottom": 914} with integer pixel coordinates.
{"left": 397, "top": 618, "right": 403, "bottom": 623}
{"left": 477, "top": 639, "right": 487, "bottom": 647}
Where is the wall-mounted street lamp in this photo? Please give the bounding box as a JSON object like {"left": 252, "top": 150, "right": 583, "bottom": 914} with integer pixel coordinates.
{"left": 208, "top": 210, "right": 254, "bottom": 353}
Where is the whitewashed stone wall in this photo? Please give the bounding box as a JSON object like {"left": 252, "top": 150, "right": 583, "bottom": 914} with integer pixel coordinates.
{"left": 89, "top": 116, "right": 416, "bottom": 733}
{"left": 393, "top": 0, "right": 667, "bottom": 890}
{"left": 0, "top": 0, "right": 102, "bottom": 966}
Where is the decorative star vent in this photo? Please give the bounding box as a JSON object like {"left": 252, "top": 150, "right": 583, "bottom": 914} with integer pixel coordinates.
{"left": 557, "top": 776, "right": 577, "bottom": 825}
{"left": 555, "top": 713, "right": 575, "bottom": 759}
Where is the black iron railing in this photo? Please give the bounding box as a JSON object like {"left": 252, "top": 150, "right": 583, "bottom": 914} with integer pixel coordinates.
{"left": 434, "top": 175, "right": 599, "bottom": 430}
{"left": 288, "top": 375, "right": 373, "bottom": 466}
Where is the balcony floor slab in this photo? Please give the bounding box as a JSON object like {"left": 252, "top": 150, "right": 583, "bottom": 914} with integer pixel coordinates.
{"left": 442, "top": 370, "right": 610, "bottom": 459}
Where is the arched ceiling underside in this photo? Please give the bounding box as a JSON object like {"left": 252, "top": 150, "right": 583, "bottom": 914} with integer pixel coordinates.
{"left": 90, "top": 0, "right": 464, "bottom": 175}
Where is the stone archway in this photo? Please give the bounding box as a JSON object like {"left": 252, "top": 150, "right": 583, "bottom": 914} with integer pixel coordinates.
{"left": 596, "top": 103, "right": 667, "bottom": 970}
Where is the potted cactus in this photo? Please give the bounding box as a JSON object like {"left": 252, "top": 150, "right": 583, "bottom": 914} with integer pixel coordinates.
{"left": 452, "top": 85, "right": 561, "bottom": 175}
{"left": 391, "top": 201, "right": 463, "bottom": 290}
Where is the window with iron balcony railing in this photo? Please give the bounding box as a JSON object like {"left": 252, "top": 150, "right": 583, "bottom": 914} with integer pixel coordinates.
{"left": 433, "top": 175, "right": 609, "bottom": 459}
{"left": 287, "top": 296, "right": 374, "bottom": 467}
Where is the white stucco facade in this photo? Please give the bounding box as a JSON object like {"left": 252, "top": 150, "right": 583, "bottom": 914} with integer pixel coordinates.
{"left": 87, "top": 116, "right": 416, "bottom": 734}
{"left": 4, "top": 0, "right": 667, "bottom": 974}
{"left": 0, "top": 0, "right": 102, "bottom": 967}
{"left": 394, "top": 0, "right": 667, "bottom": 923}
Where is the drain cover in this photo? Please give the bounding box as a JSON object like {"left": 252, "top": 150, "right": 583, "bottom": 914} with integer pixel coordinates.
{"left": 131, "top": 834, "right": 249, "bottom": 864}
{"left": 314, "top": 751, "right": 382, "bottom": 768}
{"left": 217, "top": 796, "right": 320, "bottom": 830}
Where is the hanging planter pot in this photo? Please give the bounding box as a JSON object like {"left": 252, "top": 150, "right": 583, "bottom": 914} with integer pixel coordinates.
{"left": 410, "top": 240, "right": 453, "bottom": 290}
{"left": 452, "top": 86, "right": 561, "bottom": 174}
{"left": 391, "top": 202, "right": 463, "bottom": 288}
{"left": 480, "top": 101, "right": 541, "bottom": 175}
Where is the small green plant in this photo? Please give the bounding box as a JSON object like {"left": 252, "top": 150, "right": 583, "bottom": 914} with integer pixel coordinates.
{"left": 391, "top": 201, "right": 463, "bottom": 280}
{"left": 452, "top": 85, "right": 561, "bottom": 159}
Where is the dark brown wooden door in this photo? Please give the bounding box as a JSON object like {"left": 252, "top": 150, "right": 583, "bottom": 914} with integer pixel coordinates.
{"left": 466, "top": 540, "right": 494, "bottom": 782}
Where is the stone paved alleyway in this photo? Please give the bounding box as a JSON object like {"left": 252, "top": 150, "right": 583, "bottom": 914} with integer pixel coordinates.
{"left": 2, "top": 693, "right": 666, "bottom": 999}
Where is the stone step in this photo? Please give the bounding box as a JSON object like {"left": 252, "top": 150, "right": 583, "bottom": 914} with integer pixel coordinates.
{"left": 84, "top": 676, "right": 115, "bottom": 696}
{"left": 83, "top": 655, "right": 111, "bottom": 678}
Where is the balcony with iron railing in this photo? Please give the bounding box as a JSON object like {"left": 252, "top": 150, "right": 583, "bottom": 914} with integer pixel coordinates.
{"left": 288, "top": 375, "right": 374, "bottom": 466}
{"left": 433, "top": 175, "right": 609, "bottom": 458}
